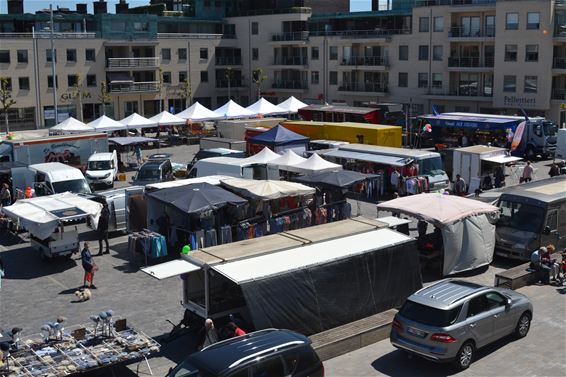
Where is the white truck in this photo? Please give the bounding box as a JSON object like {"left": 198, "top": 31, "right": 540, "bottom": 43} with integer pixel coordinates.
{"left": 11, "top": 162, "right": 92, "bottom": 198}
{"left": 85, "top": 150, "right": 118, "bottom": 188}
{"left": 556, "top": 128, "right": 566, "bottom": 160}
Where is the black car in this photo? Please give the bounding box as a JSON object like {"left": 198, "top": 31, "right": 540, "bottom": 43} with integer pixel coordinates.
{"left": 166, "top": 329, "right": 324, "bottom": 377}
{"left": 132, "top": 159, "right": 174, "bottom": 186}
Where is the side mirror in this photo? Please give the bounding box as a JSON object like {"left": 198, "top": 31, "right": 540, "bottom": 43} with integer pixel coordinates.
{"left": 543, "top": 226, "right": 551, "bottom": 235}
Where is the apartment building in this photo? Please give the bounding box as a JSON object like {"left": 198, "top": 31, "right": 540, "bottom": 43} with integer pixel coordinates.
{"left": 1, "top": 0, "right": 565, "bottom": 130}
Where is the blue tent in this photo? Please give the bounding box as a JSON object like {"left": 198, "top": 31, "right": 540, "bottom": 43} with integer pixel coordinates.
{"left": 249, "top": 125, "right": 310, "bottom": 147}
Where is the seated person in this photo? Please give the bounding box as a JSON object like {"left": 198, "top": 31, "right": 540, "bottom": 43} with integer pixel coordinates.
{"left": 542, "top": 244, "right": 560, "bottom": 283}
{"left": 530, "top": 246, "right": 551, "bottom": 284}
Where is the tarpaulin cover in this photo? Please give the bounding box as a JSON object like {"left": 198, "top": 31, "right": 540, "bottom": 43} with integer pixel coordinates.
{"left": 220, "top": 178, "right": 315, "bottom": 200}
{"left": 248, "top": 125, "right": 310, "bottom": 147}
{"left": 239, "top": 239, "right": 421, "bottom": 335}
{"left": 108, "top": 137, "right": 158, "bottom": 146}
{"left": 145, "top": 182, "right": 247, "bottom": 215}
{"left": 294, "top": 170, "right": 378, "bottom": 189}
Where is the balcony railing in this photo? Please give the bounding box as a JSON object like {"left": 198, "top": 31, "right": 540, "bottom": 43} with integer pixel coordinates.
{"left": 449, "top": 26, "right": 495, "bottom": 38}
{"left": 107, "top": 57, "right": 160, "bottom": 69}
{"left": 426, "top": 87, "right": 493, "bottom": 97}
{"left": 553, "top": 57, "right": 566, "bottom": 69}
{"left": 272, "top": 80, "right": 308, "bottom": 90}
{"left": 216, "top": 79, "right": 246, "bottom": 88}
{"left": 271, "top": 31, "right": 309, "bottom": 42}
{"left": 448, "top": 56, "right": 494, "bottom": 68}
{"left": 215, "top": 57, "right": 242, "bottom": 66}
{"left": 338, "top": 82, "right": 388, "bottom": 93}
{"left": 552, "top": 89, "right": 566, "bottom": 100}
{"left": 416, "top": 0, "right": 496, "bottom": 6}
{"left": 340, "top": 56, "right": 388, "bottom": 66}
{"left": 309, "top": 29, "right": 410, "bottom": 38}
{"left": 109, "top": 81, "right": 160, "bottom": 93}
{"left": 0, "top": 32, "right": 96, "bottom": 39}
{"left": 273, "top": 56, "right": 308, "bottom": 65}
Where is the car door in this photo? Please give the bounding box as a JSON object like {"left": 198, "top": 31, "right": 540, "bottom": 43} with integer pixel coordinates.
{"left": 485, "top": 291, "right": 515, "bottom": 339}
{"left": 464, "top": 294, "right": 494, "bottom": 348}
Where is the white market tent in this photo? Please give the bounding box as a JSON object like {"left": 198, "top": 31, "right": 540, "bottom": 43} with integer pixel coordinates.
{"left": 87, "top": 115, "right": 127, "bottom": 132}
{"left": 49, "top": 117, "right": 94, "bottom": 135}
{"left": 1, "top": 192, "right": 102, "bottom": 240}
{"left": 120, "top": 113, "right": 157, "bottom": 129}
{"left": 285, "top": 153, "right": 342, "bottom": 174}
{"left": 149, "top": 111, "right": 186, "bottom": 126}
{"left": 246, "top": 98, "right": 287, "bottom": 116}
{"left": 214, "top": 100, "right": 255, "bottom": 119}
{"left": 242, "top": 147, "right": 281, "bottom": 164}
{"left": 176, "top": 102, "right": 223, "bottom": 121}
{"left": 221, "top": 178, "right": 315, "bottom": 200}
{"left": 268, "top": 150, "right": 307, "bottom": 170}
{"left": 277, "top": 96, "right": 308, "bottom": 114}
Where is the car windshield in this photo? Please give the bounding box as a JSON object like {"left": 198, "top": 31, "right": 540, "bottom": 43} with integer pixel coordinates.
{"left": 167, "top": 359, "right": 203, "bottom": 377}
{"left": 419, "top": 157, "right": 445, "bottom": 176}
{"left": 497, "top": 200, "right": 545, "bottom": 233}
{"left": 88, "top": 161, "right": 111, "bottom": 170}
{"left": 543, "top": 121, "right": 558, "bottom": 137}
{"left": 52, "top": 179, "right": 92, "bottom": 194}
{"left": 400, "top": 300, "right": 462, "bottom": 327}
{"left": 136, "top": 168, "right": 160, "bottom": 181}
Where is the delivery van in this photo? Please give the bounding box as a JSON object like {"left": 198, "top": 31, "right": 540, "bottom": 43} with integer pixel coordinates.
{"left": 556, "top": 128, "right": 566, "bottom": 160}
{"left": 12, "top": 162, "right": 92, "bottom": 197}
{"left": 85, "top": 150, "right": 118, "bottom": 188}
{"left": 187, "top": 157, "right": 279, "bottom": 180}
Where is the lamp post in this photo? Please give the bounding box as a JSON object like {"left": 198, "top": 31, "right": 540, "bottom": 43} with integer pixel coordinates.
{"left": 49, "top": 4, "right": 58, "bottom": 124}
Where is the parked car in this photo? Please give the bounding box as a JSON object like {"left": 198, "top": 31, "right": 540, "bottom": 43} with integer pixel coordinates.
{"left": 390, "top": 279, "right": 533, "bottom": 370}
{"left": 166, "top": 329, "right": 324, "bottom": 377}
{"left": 132, "top": 159, "right": 174, "bottom": 186}
{"left": 85, "top": 150, "right": 118, "bottom": 188}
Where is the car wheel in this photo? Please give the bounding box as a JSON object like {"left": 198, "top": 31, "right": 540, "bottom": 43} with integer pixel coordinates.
{"left": 515, "top": 312, "right": 531, "bottom": 339}
{"left": 454, "top": 341, "right": 474, "bottom": 370}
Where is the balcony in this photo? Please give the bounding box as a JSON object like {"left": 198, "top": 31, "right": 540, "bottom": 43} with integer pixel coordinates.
{"left": 215, "top": 57, "right": 242, "bottom": 66}
{"left": 216, "top": 79, "right": 246, "bottom": 89}
{"left": 416, "top": 0, "right": 495, "bottom": 6}
{"left": 424, "top": 87, "right": 493, "bottom": 100}
{"left": 338, "top": 82, "right": 388, "bottom": 94}
{"left": 340, "top": 56, "right": 388, "bottom": 67}
{"left": 272, "top": 81, "right": 308, "bottom": 90}
{"left": 449, "top": 26, "right": 495, "bottom": 38}
{"left": 271, "top": 31, "right": 309, "bottom": 42}
{"left": 109, "top": 81, "right": 160, "bottom": 93}
{"left": 309, "top": 29, "right": 410, "bottom": 39}
{"left": 0, "top": 32, "right": 96, "bottom": 39}
{"left": 273, "top": 56, "right": 308, "bottom": 66}
{"left": 106, "top": 57, "right": 160, "bottom": 69}
{"left": 553, "top": 57, "right": 566, "bottom": 69}
{"left": 552, "top": 89, "right": 566, "bottom": 100}
{"left": 448, "top": 56, "right": 494, "bottom": 69}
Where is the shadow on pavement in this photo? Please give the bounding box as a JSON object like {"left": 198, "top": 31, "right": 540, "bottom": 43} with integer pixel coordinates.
{"left": 0, "top": 244, "right": 77, "bottom": 280}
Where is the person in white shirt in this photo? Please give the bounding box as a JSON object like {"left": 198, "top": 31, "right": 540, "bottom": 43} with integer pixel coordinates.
{"left": 390, "top": 169, "right": 401, "bottom": 192}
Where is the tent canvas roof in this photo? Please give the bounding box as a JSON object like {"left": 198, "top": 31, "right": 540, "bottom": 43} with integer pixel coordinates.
{"left": 220, "top": 178, "right": 315, "bottom": 199}
{"left": 50, "top": 117, "right": 93, "bottom": 133}
{"left": 120, "top": 113, "right": 157, "bottom": 129}
{"left": 294, "top": 170, "right": 378, "bottom": 188}
{"left": 286, "top": 153, "right": 342, "bottom": 174}
{"left": 176, "top": 102, "right": 222, "bottom": 121}
{"left": 214, "top": 100, "right": 255, "bottom": 119}
{"left": 242, "top": 147, "right": 281, "bottom": 164}
{"left": 248, "top": 125, "right": 310, "bottom": 147}
{"left": 87, "top": 115, "right": 127, "bottom": 132}
{"left": 277, "top": 96, "right": 308, "bottom": 113}
{"left": 246, "top": 98, "right": 287, "bottom": 116}
{"left": 267, "top": 150, "right": 307, "bottom": 167}
{"left": 149, "top": 111, "right": 186, "bottom": 126}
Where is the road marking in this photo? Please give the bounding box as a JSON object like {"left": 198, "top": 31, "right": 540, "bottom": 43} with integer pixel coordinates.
{"left": 47, "top": 276, "right": 69, "bottom": 290}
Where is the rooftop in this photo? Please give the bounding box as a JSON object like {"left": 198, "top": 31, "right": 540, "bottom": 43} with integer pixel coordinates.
{"left": 410, "top": 280, "right": 487, "bottom": 308}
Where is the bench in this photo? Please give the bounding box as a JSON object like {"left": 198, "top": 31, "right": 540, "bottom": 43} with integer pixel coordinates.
{"left": 494, "top": 253, "right": 561, "bottom": 290}
{"left": 309, "top": 309, "right": 397, "bottom": 362}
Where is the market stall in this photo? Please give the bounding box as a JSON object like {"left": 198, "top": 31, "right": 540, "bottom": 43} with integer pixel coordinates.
{"left": 245, "top": 98, "right": 287, "bottom": 116}
{"left": 247, "top": 125, "right": 310, "bottom": 155}
{"left": 87, "top": 115, "right": 127, "bottom": 133}
{"left": 293, "top": 170, "right": 382, "bottom": 201}
{"left": 377, "top": 193, "right": 499, "bottom": 275}
{"left": 108, "top": 137, "right": 159, "bottom": 169}
{"left": 214, "top": 100, "right": 254, "bottom": 120}
{"left": 119, "top": 113, "right": 157, "bottom": 130}
{"left": 277, "top": 96, "right": 308, "bottom": 114}
{"left": 267, "top": 150, "right": 306, "bottom": 178}
{"left": 176, "top": 102, "right": 222, "bottom": 122}
{"left": 284, "top": 153, "right": 342, "bottom": 175}
{"left": 49, "top": 117, "right": 94, "bottom": 135}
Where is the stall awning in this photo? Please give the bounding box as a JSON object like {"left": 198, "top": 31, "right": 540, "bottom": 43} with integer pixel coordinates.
{"left": 141, "top": 259, "right": 200, "bottom": 280}
{"left": 211, "top": 228, "right": 412, "bottom": 284}
{"left": 324, "top": 149, "right": 411, "bottom": 167}
{"left": 108, "top": 137, "right": 158, "bottom": 146}
{"left": 220, "top": 178, "right": 315, "bottom": 200}
{"left": 481, "top": 155, "right": 523, "bottom": 164}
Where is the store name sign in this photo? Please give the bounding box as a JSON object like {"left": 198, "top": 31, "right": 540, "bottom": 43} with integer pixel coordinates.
{"left": 503, "top": 96, "right": 536, "bottom": 108}
{"left": 60, "top": 92, "right": 92, "bottom": 102}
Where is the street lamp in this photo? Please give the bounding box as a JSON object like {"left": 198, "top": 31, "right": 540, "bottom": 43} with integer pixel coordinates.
{"left": 49, "top": 4, "right": 58, "bottom": 124}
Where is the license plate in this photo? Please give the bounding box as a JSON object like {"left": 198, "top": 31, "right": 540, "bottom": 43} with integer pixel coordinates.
{"left": 407, "top": 327, "right": 427, "bottom": 338}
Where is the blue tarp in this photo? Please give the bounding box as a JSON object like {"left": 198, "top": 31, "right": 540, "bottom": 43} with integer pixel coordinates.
{"left": 422, "top": 114, "right": 521, "bottom": 131}
{"left": 249, "top": 125, "right": 310, "bottom": 146}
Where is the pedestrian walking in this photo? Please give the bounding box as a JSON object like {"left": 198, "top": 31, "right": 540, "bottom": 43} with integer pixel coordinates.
{"left": 133, "top": 145, "right": 142, "bottom": 165}
{"left": 1, "top": 183, "right": 11, "bottom": 207}
{"left": 454, "top": 174, "right": 467, "bottom": 196}
{"left": 97, "top": 204, "right": 110, "bottom": 256}
{"left": 521, "top": 161, "right": 534, "bottom": 183}
{"left": 81, "top": 242, "right": 97, "bottom": 289}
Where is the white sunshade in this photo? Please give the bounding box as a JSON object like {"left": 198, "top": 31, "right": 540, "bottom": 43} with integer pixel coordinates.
{"left": 149, "top": 111, "right": 186, "bottom": 126}
{"left": 212, "top": 228, "right": 412, "bottom": 284}
{"left": 214, "top": 100, "right": 255, "bottom": 119}
{"left": 141, "top": 259, "right": 200, "bottom": 280}
{"left": 268, "top": 150, "right": 307, "bottom": 168}
{"left": 246, "top": 98, "right": 287, "bottom": 116}
{"left": 145, "top": 175, "right": 233, "bottom": 191}
{"left": 277, "top": 96, "right": 308, "bottom": 114}
{"left": 176, "top": 102, "right": 223, "bottom": 121}
{"left": 221, "top": 178, "right": 315, "bottom": 199}
{"left": 120, "top": 112, "right": 157, "bottom": 129}
{"left": 481, "top": 155, "right": 523, "bottom": 164}
{"left": 87, "top": 115, "right": 127, "bottom": 132}
{"left": 242, "top": 147, "right": 281, "bottom": 164}
{"left": 324, "top": 149, "right": 411, "bottom": 167}
{"left": 285, "top": 153, "right": 342, "bottom": 174}
{"left": 1, "top": 192, "right": 102, "bottom": 240}
{"left": 50, "top": 117, "right": 94, "bottom": 134}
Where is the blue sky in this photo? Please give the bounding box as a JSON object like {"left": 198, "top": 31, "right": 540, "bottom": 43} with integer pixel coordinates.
{"left": 1, "top": 0, "right": 373, "bottom": 14}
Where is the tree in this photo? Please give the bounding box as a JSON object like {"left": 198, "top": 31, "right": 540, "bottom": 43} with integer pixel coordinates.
{"left": 252, "top": 67, "right": 267, "bottom": 100}
{"left": 179, "top": 78, "right": 192, "bottom": 109}
{"left": 0, "top": 77, "right": 16, "bottom": 133}
{"left": 70, "top": 74, "right": 86, "bottom": 121}
{"left": 225, "top": 67, "right": 234, "bottom": 100}
{"left": 97, "top": 82, "right": 112, "bottom": 116}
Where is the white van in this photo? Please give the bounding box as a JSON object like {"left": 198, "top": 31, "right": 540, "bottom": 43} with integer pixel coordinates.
{"left": 187, "top": 157, "right": 280, "bottom": 179}
{"left": 556, "top": 128, "right": 566, "bottom": 160}
{"left": 12, "top": 162, "right": 92, "bottom": 197}
{"left": 85, "top": 150, "right": 118, "bottom": 188}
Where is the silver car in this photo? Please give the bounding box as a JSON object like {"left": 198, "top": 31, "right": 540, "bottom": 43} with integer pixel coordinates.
{"left": 390, "top": 279, "right": 533, "bottom": 370}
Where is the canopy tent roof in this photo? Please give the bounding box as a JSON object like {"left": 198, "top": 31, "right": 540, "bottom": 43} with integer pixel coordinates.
{"left": 220, "top": 178, "right": 315, "bottom": 200}
{"left": 277, "top": 96, "right": 308, "bottom": 113}
{"left": 246, "top": 98, "right": 287, "bottom": 116}
{"left": 145, "top": 175, "right": 232, "bottom": 192}
{"left": 1, "top": 192, "right": 102, "bottom": 240}
{"left": 267, "top": 150, "right": 307, "bottom": 168}
{"left": 376, "top": 193, "right": 499, "bottom": 227}
{"left": 294, "top": 170, "right": 378, "bottom": 189}
{"left": 242, "top": 147, "right": 281, "bottom": 164}
{"left": 176, "top": 101, "right": 223, "bottom": 121}
{"left": 108, "top": 136, "right": 158, "bottom": 146}
{"left": 49, "top": 117, "right": 93, "bottom": 134}
{"left": 87, "top": 115, "right": 127, "bottom": 132}
{"left": 214, "top": 100, "right": 255, "bottom": 119}
{"left": 248, "top": 125, "right": 310, "bottom": 147}
{"left": 119, "top": 113, "right": 157, "bottom": 129}
{"left": 323, "top": 149, "right": 411, "bottom": 167}
{"left": 148, "top": 111, "right": 186, "bottom": 126}
{"left": 285, "top": 153, "right": 343, "bottom": 174}
{"left": 145, "top": 182, "right": 247, "bottom": 215}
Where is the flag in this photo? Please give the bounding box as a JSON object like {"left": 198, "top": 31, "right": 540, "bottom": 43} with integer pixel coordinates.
{"left": 510, "top": 121, "right": 526, "bottom": 152}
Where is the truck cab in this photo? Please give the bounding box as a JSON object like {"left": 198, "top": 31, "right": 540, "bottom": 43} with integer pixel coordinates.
{"left": 85, "top": 151, "right": 118, "bottom": 188}
{"left": 522, "top": 119, "right": 558, "bottom": 160}
{"left": 12, "top": 162, "right": 92, "bottom": 197}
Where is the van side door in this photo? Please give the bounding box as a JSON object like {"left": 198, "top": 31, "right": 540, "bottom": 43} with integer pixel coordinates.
{"left": 542, "top": 208, "right": 560, "bottom": 248}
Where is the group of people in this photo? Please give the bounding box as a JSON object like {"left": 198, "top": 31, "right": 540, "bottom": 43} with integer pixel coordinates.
{"left": 198, "top": 318, "right": 247, "bottom": 349}
{"left": 530, "top": 244, "right": 566, "bottom": 285}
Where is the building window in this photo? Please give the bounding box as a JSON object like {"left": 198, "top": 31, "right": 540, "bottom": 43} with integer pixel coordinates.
{"left": 46, "top": 49, "right": 56, "bottom": 63}
{"left": 329, "top": 71, "right": 337, "bottom": 85}
{"left": 433, "top": 45, "right": 443, "bottom": 61}
{"left": 398, "top": 72, "right": 408, "bottom": 88}
{"left": 329, "top": 46, "right": 338, "bottom": 60}
{"left": 200, "top": 48, "right": 208, "bottom": 60}
{"left": 68, "top": 75, "right": 78, "bottom": 87}
{"left": 432, "top": 73, "right": 443, "bottom": 88}
{"left": 86, "top": 74, "right": 96, "bottom": 87}
{"left": 85, "top": 49, "right": 95, "bottom": 62}
{"left": 311, "top": 47, "right": 319, "bottom": 60}
{"left": 506, "top": 13, "right": 519, "bottom": 30}
{"left": 503, "top": 75, "right": 516, "bottom": 92}
{"left": 504, "top": 45, "right": 517, "bottom": 61}
{"left": 47, "top": 75, "right": 58, "bottom": 88}
{"left": 455, "top": 106, "right": 470, "bottom": 112}
{"left": 204, "top": 0, "right": 210, "bottom": 7}
{"left": 162, "top": 71, "right": 171, "bottom": 84}
{"left": 2, "top": 78, "right": 11, "bottom": 91}
{"left": 524, "top": 75, "right": 537, "bottom": 93}
{"left": 125, "top": 101, "right": 138, "bottom": 117}
{"left": 418, "top": 73, "right": 428, "bottom": 88}
{"left": 200, "top": 71, "right": 208, "bottom": 82}
{"left": 419, "top": 17, "right": 429, "bottom": 32}
{"left": 66, "top": 49, "right": 76, "bottom": 62}
{"left": 433, "top": 17, "right": 444, "bottom": 32}
{"left": 311, "top": 71, "right": 319, "bottom": 85}
{"left": 398, "top": 45, "right": 408, "bottom": 61}
{"left": 252, "top": 48, "right": 258, "bottom": 61}
{"left": 418, "top": 45, "right": 429, "bottom": 61}
{"left": 162, "top": 48, "right": 171, "bottom": 61}
{"left": 251, "top": 22, "right": 258, "bottom": 35}
{"left": 133, "top": 22, "right": 148, "bottom": 32}
{"left": 527, "top": 12, "right": 540, "bottom": 30}
{"left": 525, "top": 45, "right": 538, "bottom": 62}
{"left": 18, "top": 77, "right": 30, "bottom": 90}
{"left": 178, "top": 48, "right": 187, "bottom": 61}
{"left": 179, "top": 71, "right": 187, "bottom": 83}
{"left": 17, "top": 50, "right": 28, "bottom": 63}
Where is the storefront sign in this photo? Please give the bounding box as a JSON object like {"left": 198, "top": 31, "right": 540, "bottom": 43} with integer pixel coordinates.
{"left": 60, "top": 91, "right": 92, "bottom": 102}
{"left": 503, "top": 96, "right": 536, "bottom": 108}
{"left": 560, "top": 103, "right": 566, "bottom": 110}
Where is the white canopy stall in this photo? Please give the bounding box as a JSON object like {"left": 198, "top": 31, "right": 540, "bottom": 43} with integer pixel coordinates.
{"left": 246, "top": 98, "right": 287, "bottom": 116}
{"left": 120, "top": 113, "right": 157, "bottom": 130}
{"left": 214, "top": 100, "right": 255, "bottom": 119}
{"left": 267, "top": 150, "right": 307, "bottom": 171}
{"left": 87, "top": 115, "right": 127, "bottom": 133}
{"left": 220, "top": 178, "right": 315, "bottom": 200}
{"left": 285, "top": 153, "right": 343, "bottom": 174}
{"left": 49, "top": 117, "right": 94, "bottom": 135}
{"left": 176, "top": 102, "right": 223, "bottom": 121}
{"left": 242, "top": 147, "right": 280, "bottom": 164}
{"left": 149, "top": 111, "right": 186, "bottom": 126}
{"left": 277, "top": 96, "right": 308, "bottom": 114}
